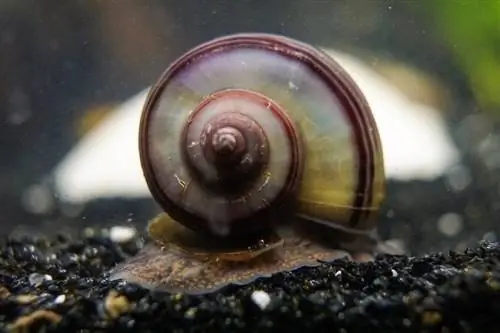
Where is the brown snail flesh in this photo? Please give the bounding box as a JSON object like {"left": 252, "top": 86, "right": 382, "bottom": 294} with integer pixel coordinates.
{"left": 109, "top": 33, "right": 389, "bottom": 294}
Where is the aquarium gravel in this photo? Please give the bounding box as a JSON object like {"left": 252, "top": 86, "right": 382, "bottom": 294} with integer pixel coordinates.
{"left": 0, "top": 230, "right": 499, "bottom": 333}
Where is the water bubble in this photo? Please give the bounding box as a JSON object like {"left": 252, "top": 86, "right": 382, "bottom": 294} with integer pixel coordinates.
{"left": 444, "top": 164, "right": 471, "bottom": 192}
{"left": 437, "top": 213, "right": 463, "bottom": 237}
{"left": 483, "top": 232, "right": 497, "bottom": 242}
{"left": 21, "top": 184, "right": 54, "bottom": 215}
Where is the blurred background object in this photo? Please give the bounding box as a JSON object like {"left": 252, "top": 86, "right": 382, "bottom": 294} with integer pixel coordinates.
{"left": 1, "top": 0, "right": 499, "bottom": 256}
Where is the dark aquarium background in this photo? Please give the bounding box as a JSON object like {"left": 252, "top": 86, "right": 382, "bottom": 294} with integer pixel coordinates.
{"left": 2, "top": 2, "right": 500, "bottom": 332}
{"left": 1, "top": 0, "right": 499, "bottom": 256}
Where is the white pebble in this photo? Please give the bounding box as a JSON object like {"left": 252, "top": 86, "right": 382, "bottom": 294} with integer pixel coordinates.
{"left": 109, "top": 226, "right": 136, "bottom": 243}
{"left": 28, "top": 273, "right": 52, "bottom": 287}
{"left": 54, "top": 294, "right": 66, "bottom": 304}
{"left": 250, "top": 290, "right": 271, "bottom": 310}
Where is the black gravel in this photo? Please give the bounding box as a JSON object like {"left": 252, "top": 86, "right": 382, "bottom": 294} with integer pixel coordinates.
{"left": 0, "top": 230, "right": 499, "bottom": 333}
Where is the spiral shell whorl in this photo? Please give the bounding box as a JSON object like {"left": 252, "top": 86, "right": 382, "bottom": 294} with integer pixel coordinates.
{"left": 141, "top": 84, "right": 303, "bottom": 237}
{"left": 183, "top": 90, "right": 272, "bottom": 192}
{"left": 181, "top": 88, "right": 302, "bottom": 230}
{"left": 140, "top": 32, "right": 384, "bottom": 238}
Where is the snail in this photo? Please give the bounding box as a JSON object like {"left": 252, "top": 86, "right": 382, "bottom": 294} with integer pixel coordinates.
{"left": 109, "top": 33, "right": 396, "bottom": 295}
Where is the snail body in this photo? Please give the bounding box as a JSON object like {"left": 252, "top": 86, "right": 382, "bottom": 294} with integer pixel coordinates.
{"left": 110, "top": 33, "right": 388, "bottom": 294}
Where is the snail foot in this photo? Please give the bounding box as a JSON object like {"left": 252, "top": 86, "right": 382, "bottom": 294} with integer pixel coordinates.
{"left": 108, "top": 231, "right": 351, "bottom": 295}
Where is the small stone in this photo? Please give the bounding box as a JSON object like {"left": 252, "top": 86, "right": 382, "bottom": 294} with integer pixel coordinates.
{"left": 15, "top": 294, "right": 38, "bottom": 304}
{"left": 109, "top": 226, "right": 136, "bottom": 243}
{"left": 422, "top": 310, "right": 442, "bottom": 326}
{"left": 104, "top": 290, "right": 132, "bottom": 319}
{"left": 0, "top": 286, "right": 10, "bottom": 298}
{"left": 54, "top": 294, "right": 66, "bottom": 304}
{"left": 184, "top": 307, "right": 197, "bottom": 319}
{"left": 250, "top": 290, "right": 271, "bottom": 310}
{"left": 28, "top": 273, "right": 52, "bottom": 287}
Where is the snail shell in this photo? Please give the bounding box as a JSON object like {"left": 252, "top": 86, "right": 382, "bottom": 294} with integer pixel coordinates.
{"left": 109, "top": 33, "right": 386, "bottom": 294}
